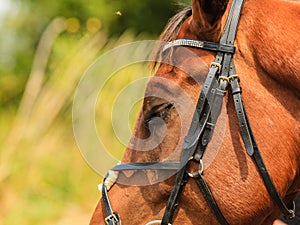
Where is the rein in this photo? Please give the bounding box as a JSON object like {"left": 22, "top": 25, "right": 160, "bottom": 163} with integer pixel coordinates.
{"left": 101, "top": 0, "right": 296, "bottom": 224}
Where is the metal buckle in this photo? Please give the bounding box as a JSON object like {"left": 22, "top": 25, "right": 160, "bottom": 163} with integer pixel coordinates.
{"left": 218, "top": 75, "right": 230, "bottom": 83}
{"left": 218, "top": 74, "right": 239, "bottom": 83}
{"left": 284, "top": 201, "right": 296, "bottom": 220}
{"left": 105, "top": 213, "right": 120, "bottom": 225}
{"left": 210, "top": 62, "right": 222, "bottom": 74}
{"left": 228, "top": 74, "right": 239, "bottom": 82}
{"left": 188, "top": 159, "right": 204, "bottom": 177}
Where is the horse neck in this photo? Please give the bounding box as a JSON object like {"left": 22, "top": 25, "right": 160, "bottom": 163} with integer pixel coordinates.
{"left": 237, "top": 0, "right": 300, "bottom": 96}
{"left": 234, "top": 0, "right": 300, "bottom": 195}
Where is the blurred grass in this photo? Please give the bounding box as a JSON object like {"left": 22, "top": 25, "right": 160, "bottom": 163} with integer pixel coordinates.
{"left": 0, "top": 17, "right": 151, "bottom": 225}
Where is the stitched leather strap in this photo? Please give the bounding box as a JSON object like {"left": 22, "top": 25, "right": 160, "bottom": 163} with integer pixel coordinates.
{"left": 233, "top": 90, "right": 296, "bottom": 219}
{"left": 162, "top": 1, "right": 245, "bottom": 224}
{"left": 231, "top": 84, "right": 296, "bottom": 219}
{"left": 186, "top": 1, "right": 246, "bottom": 224}
{"left": 161, "top": 165, "right": 189, "bottom": 225}
{"left": 111, "top": 162, "right": 181, "bottom": 171}
{"left": 194, "top": 172, "right": 230, "bottom": 225}
{"left": 182, "top": 65, "right": 219, "bottom": 153}
{"left": 230, "top": 78, "right": 254, "bottom": 156}
{"left": 253, "top": 150, "right": 296, "bottom": 219}
{"left": 102, "top": 177, "right": 122, "bottom": 225}
{"left": 229, "top": 61, "right": 296, "bottom": 219}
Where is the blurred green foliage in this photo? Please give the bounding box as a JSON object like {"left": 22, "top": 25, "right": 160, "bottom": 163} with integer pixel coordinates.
{"left": 0, "top": 0, "right": 188, "bottom": 109}
{"left": 0, "top": 0, "right": 190, "bottom": 224}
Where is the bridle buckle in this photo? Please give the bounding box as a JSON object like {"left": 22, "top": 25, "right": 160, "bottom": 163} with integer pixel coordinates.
{"left": 210, "top": 62, "right": 222, "bottom": 74}
{"left": 218, "top": 74, "right": 239, "bottom": 83}
{"left": 105, "top": 213, "right": 120, "bottom": 225}
{"left": 284, "top": 201, "right": 296, "bottom": 220}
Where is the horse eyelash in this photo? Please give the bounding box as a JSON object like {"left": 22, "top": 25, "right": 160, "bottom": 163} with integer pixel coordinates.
{"left": 144, "top": 103, "right": 174, "bottom": 124}
{"left": 159, "top": 103, "right": 174, "bottom": 120}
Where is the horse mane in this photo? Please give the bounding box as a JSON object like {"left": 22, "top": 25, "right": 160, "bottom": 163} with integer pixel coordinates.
{"left": 160, "top": 6, "right": 192, "bottom": 42}
{"left": 151, "top": 6, "right": 192, "bottom": 71}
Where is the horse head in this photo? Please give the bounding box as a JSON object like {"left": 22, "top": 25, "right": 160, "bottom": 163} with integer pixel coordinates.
{"left": 90, "top": 0, "right": 300, "bottom": 224}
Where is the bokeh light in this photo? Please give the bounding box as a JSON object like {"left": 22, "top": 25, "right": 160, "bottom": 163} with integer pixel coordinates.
{"left": 86, "top": 17, "right": 101, "bottom": 33}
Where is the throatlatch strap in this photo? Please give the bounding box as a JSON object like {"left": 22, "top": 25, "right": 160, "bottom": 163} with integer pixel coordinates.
{"left": 229, "top": 63, "right": 296, "bottom": 219}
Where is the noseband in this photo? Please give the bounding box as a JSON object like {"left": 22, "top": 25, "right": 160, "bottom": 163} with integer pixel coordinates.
{"left": 101, "top": 0, "right": 296, "bottom": 224}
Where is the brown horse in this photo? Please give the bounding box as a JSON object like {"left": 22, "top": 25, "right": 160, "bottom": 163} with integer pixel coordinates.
{"left": 90, "top": 0, "right": 300, "bottom": 224}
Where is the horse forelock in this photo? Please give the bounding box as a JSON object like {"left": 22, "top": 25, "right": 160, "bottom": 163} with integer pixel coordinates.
{"left": 151, "top": 6, "right": 192, "bottom": 72}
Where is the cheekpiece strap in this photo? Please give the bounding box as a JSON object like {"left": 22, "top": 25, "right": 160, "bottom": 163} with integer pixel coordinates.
{"left": 102, "top": 177, "right": 122, "bottom": 225}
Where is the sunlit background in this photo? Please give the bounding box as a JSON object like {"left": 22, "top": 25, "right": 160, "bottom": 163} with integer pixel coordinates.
{"left": 0, "top": 0, "right": 192, "bottom": 224}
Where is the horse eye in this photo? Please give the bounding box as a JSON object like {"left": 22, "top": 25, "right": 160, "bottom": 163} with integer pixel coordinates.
{"left": 158, "top": 103, "right": 174, "bottom": 120}
{"left": 144, "top": 103, "right": 174, "bottom": 124}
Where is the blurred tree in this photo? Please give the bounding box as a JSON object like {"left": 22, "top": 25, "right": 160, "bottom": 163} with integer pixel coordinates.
{"left": 0, "top": 1, "right": 190, "bottom": 224}
{"left": 0, "top": 0, "right": 190, "bottom": 110}
{"left": 108, "top": 0, "right": 178, "bottom": 35}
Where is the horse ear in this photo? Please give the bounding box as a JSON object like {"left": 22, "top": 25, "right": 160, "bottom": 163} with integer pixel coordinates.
{"left": 192, "top": 0, "right": 229, "bottom": 27}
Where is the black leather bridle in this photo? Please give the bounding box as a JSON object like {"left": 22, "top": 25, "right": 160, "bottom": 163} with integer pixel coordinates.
{"left": 101, "top": 0, "right": 296, "bottom": 224}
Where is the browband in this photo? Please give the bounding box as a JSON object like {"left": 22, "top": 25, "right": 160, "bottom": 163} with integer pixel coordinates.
{"left": 163, "top": 39, "right": 235, "bottom": 54}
